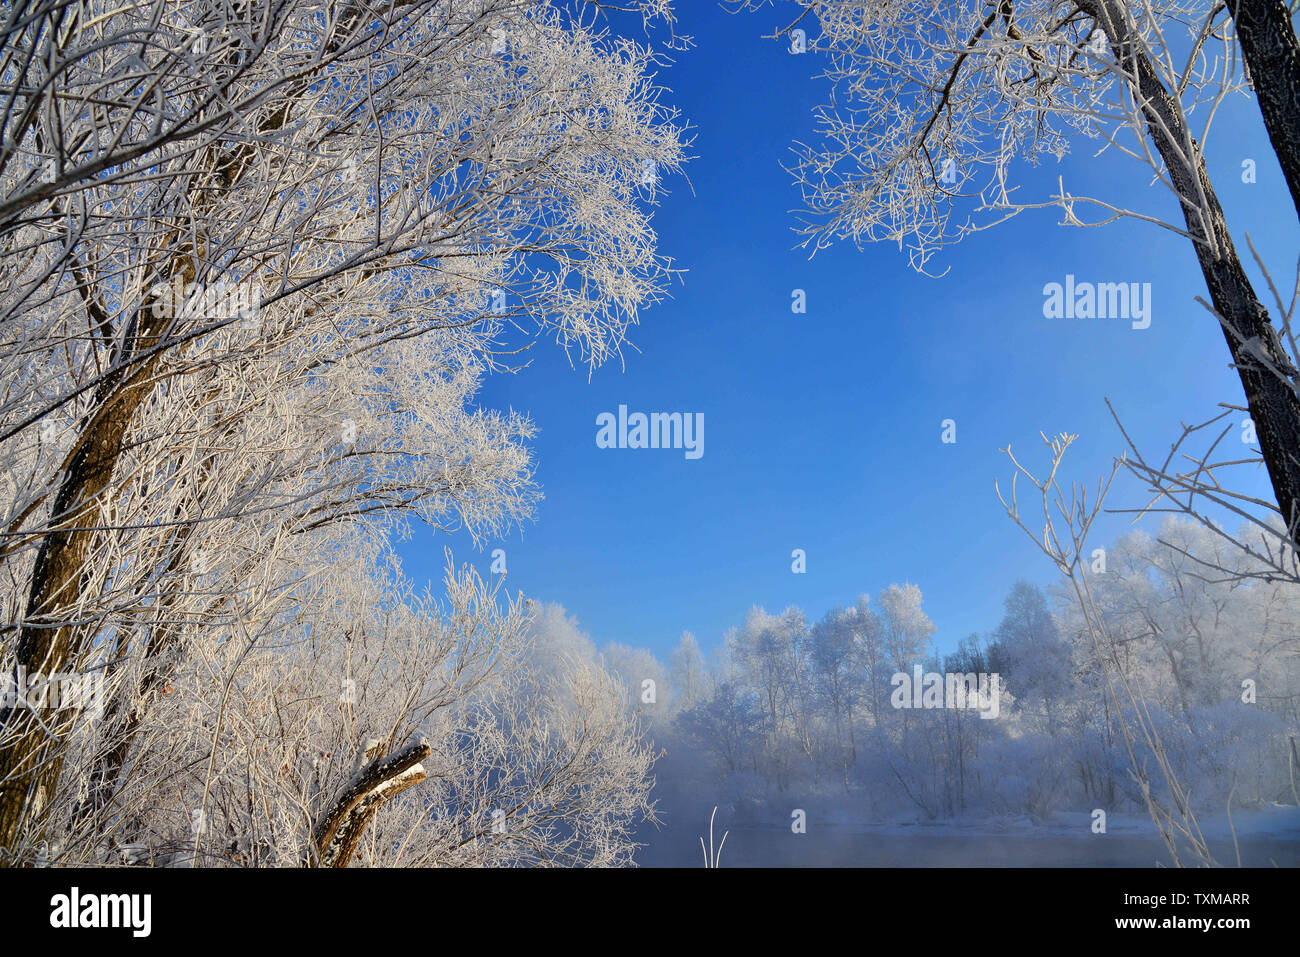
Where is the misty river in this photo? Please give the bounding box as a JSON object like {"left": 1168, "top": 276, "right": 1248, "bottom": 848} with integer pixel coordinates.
{"left": 634, "top": 820, "right": 1300, "bottom": 867}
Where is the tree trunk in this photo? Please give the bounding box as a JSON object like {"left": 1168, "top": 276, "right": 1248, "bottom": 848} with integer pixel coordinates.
{"left": 0, "top": 341, "right": 168, "bottom": 857}
{"left": 0, "top": 1, "right": 372, "bottom": 851}
{"left": 310, "top": 737, "right": 431, "bottom": 867}
{"left": 1228, "top": 0, "right": 1300, "bottom": 221}
{"left": 1084, "top": 0, "right": 1300, "bottom": 541}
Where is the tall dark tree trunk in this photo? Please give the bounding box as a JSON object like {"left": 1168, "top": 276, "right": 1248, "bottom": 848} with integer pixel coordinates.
{"left": 1228, "top": 0, "right": 1300, "bottom": 221}
{"left": 1083, "top": 0, "right": 1300, "bottom": 541}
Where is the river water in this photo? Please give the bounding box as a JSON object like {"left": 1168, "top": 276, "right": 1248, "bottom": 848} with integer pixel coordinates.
{"left": 634, "top": 821, "right": 1300, "bottom": 867}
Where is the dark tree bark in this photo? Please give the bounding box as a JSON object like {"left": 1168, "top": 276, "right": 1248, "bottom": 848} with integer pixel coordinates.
{"left": 1228, "top": 0, "right": 1300, "bottom": 221}
{"left": 1079, "top": 0, "right": 1300, "bottom": 542}
{"left": 310, "top": 738, "right": 431, "bottom": 867}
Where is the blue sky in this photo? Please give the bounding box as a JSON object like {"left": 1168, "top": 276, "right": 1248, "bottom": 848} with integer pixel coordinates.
{"left": 398, "top": 2, "right": 1298, "bottom": 661}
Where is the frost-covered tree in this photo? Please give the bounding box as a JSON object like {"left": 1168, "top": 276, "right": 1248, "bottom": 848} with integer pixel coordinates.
{"left": 727, "top": 606, "right": 817, "bottom": 774}
{"left": 603, "top": 641, "right": 673, "bottom": 724}
{"left": 744, "top": 0, "right": 1300, "bottom": 544}
{"left": 518, "top": 602, "right": 601, "bottom": 688}
{"left": 875, "top": 583, "right": 936, "bottom": 673}
{"left": 42, "top": 542, "right": 655, "bottom": 867}
{"left": 993, "top": 582, "right": 1072, "bottom": 733}
{"left": 809, "top": 600, "right": 871, "bottom": 763}
{"left": 999, "top": 435, "right": 1300, "bottom": 861}
{"left": 0, "top": 0, "right": 688, "bottom": 859}
{"left": 668, "top": 631, "right": 710, "bottom": 712}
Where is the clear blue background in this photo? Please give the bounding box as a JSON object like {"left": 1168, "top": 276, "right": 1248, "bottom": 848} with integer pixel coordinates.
{"left": 399, "top": 3, "right": 1298, "bottom": 659}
